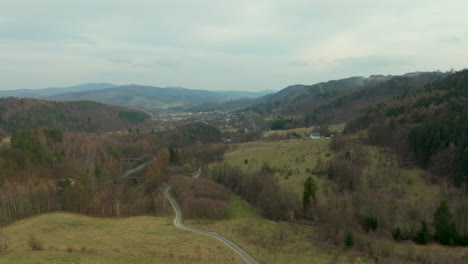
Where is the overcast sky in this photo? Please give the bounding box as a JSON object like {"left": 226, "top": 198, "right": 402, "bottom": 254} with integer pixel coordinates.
{"left": 1, "top": 0, "right": 467, "bottom": 91}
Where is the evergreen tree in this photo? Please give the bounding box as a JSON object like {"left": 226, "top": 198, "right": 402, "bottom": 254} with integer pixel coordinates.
{"left": 345, "top": 231, "right": 354, "bottom": 248}
{"left": 302, "top": 176, "right": 317, "bottom": 214}
{"left": 414, "top": 221, "right": 430, "bottom": 244}
{"left": 433, "top": 201, "right": 457, "bottom": 245}
{"left": 169, "top": 148, "right": 180, "bottom": 165}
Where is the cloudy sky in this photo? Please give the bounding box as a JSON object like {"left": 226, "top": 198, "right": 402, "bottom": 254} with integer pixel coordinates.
{"left": 1, "top": 0, "right": 467, "bottom": 91}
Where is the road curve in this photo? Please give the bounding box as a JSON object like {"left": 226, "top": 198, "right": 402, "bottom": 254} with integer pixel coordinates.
{"left": 164, "top": 187, "right": 259, "bottom": 264}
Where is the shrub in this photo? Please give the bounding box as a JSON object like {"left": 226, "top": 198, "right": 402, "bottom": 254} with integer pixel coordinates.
{"left": 433, "top": 201, "right": 457, "bottom": 245}
{"left": 80, "top": 246, "right": 97, "bottom": 254}
{"left": 28, "top": 234, "right": 43, "bottom": 251}
{"left": 170, "top": 175, "right": 230, "bottom": 219}
{"left": 393, "top": 227, "right": 402, "bottom": 241}
{"left": 0, "top": 232, "right": 7, "bottom": 253}
{"left": 363, "top": 216, "right": 378, "bottom": 232}
{"left": 414, "top": 221, "right": 430, "bottom": 245}
{"left": 345, "top": 231, "right": 354, "bottom": 248}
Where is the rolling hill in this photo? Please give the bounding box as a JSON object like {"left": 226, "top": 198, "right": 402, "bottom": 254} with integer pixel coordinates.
{"left": 0, "top": 84, "right": 274, "bottom": 112}
{"left": 245, "top": 72, "right": 446, "bottom": 126}
{"left": 0, "top": 97, "right": 149, "bottom": 135}
{"left": 45, "top": 85, "right": 273, "bottom": 111}
{"left": 345, "top": 69, "right": 468, "bottom": 186}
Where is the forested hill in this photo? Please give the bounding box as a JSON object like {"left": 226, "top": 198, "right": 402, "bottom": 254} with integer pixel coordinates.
{"left": 45, "top": 85, "right": 273, "bottom": 111}
{"left": 0, "top": 97, "right": 149, "bottom": 135}
{"left": 246, "top": 72, "right": 446, "bottom": 126}
{"left": 346, "top": 69, "right": 468, "bottom": 186}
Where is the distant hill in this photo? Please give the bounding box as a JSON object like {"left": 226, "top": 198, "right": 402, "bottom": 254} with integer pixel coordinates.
{"left": 214, "top": 89, "right": 276, "bottom": 98}
{"left": 0, "top": 97, "right": 149, "bottom": 135}
{"left": 0, "top": 83, "right": 117, "bottom": 98}
{"left": 44, "top": 85, "right": 274, "bottom": 111}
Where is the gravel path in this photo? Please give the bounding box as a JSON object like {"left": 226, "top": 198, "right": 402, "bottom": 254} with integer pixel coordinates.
{"left": 164, "top": 187, "right": 259, "bottom": 264}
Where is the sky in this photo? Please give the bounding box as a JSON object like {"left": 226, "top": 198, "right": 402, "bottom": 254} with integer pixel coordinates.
{"left": 1, "top": 0, "right": 467, "bottom": 91}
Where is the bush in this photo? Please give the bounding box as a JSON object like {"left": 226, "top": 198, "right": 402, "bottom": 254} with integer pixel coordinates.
{"left": 366, "top": 216, "right": 378, "bottom": 232}
{"left": 393, "top": 227, "right": 402, "bottom": 241}
{"left": 206, "top": 164, "right": 300, "bottom": 221}
{"left": 414, "top": 221, "right": 430, "bottom": 245}
{"left": 80, "top": 246, "right": 96, "bottom": 254}
{"left": 345, "top": 231, "right": 354, "bottom": 248}
{"left": 170, "top": 175, "right": 230, "bottom": 219}
{"left": 433, "top": 201, "right": 458, "bottom": 245}
{"left": 28, "top": 234, "right": 43, "bottom": 251}
{"left": 0, "top": 232, "right": 7, "bottom": 253}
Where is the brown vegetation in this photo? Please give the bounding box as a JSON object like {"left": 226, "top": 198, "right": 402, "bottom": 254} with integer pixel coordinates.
{"left": 206, "top": 164, "right": 300, "bottom": 221}
{"left": 170, "top": 175, "right": 230, "bottom": 219}
{"left": 28, "top": 234, "right": 43, "bottom": 251}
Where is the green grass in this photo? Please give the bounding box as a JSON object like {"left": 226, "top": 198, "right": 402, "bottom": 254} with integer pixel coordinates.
{"left": 0, "top": 137, "right": 10, "bottom": 148}
{"left": 0, "top": 212, "right": 242, "bottom": 264}
{"left": 228, "top": 196, "right": 256, "bottom": 219}
{"left": 263, "top": 123, "right": 346, "bottom": 139}
{"left": 219, "top": 135, "right": 466, "bottom": 263}
{"left": 225, "top": 138, "right": 333, "bottom": 199}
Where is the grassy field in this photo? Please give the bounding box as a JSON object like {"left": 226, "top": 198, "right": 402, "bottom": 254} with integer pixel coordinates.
{"left": 263, "top": 123, "right": 346, "bottom": 139}
{"left": 216, "top": 142, "right": 467, "bottom": 263}
{"left": 0, "top": 137, "right": 10, "bottom": 148}
{"left": 225, "top": 137, "right": 333, "bottom": 198}
{"left": 188, "top": 197, "right": 372, "bottom": 264}
{"left": 0, "top": 212, "right": 242, "bottom": 264}
{"left": 225, "top": 135, "right": 442, "bottom": 214}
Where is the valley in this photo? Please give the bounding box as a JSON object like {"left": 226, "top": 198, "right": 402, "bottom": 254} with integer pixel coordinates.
{"left": 1, "top": 70, "right": 468, "bottom": 264}
{"left": 3, "top": 1, "right": 468, "bottom": 263}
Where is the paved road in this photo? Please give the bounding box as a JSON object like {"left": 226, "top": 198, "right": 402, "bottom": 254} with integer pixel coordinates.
{"left": 164, "top": 187, "right": 259, "bottom": 264}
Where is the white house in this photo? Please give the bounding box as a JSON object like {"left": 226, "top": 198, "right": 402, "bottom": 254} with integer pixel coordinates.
{"left": 310, "top": 132, "right": 321, "bottom": 139}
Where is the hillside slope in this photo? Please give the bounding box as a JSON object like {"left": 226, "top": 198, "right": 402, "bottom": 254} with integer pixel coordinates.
{"left": 246, "top": 72, "right": 445, "bottom": 126}
{"left": 0, "top": 98, "right": 149, "bottom": 134}
{"left": 0, "top": 212, "right": 242, "bottom": 264}
{"left": 346, "top": 69, "right": 468, "bottom": 186}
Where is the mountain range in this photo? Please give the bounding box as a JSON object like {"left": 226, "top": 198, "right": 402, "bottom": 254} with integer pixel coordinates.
{"left": 0, "top": 84, "right": 275, "bottom": 111}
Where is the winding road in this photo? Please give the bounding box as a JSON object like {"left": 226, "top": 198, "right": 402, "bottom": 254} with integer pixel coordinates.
{"left": 164, "top": 187, "right": 259, "bottom": 264}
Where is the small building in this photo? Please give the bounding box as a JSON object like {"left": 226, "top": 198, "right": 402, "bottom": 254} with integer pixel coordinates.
{"left": 310, "top": 132, "right": 321, "bottom": 139}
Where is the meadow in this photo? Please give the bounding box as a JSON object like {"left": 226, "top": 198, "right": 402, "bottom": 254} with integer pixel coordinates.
{"left": 0, "top": 212, "right": 242, "bottom": 264}
{"left": 188, "top": 197, "right": 372, "bottom": 264}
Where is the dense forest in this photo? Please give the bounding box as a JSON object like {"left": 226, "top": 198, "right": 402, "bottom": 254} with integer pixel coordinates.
{"left": 0, "top": 97, "right": 149, "bottom": 135}
{"left": 346, "top": 69, "right": 468, "bottom": 189}
{"left": 0, "top": 120, "right": 227, "bottom": 224}
{"left": 245, "top": 72, "right": 445, "bottom": 125}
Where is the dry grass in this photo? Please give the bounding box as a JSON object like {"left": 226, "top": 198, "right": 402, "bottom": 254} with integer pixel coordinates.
{"left": 263, "top": 123, "right": 346, "bottom": 139}
{"left": 0, "top": 212, "right": 242, "bottom": 264}
{"left": 0, "top": 137, "right": 10, "bottom": 148}
{"left": 188, "top": 197, "right": 372, "bottom": 264}
{"left": 220, "top": 136, "right": 467, "bottom": 263}
{"left": 225, "top": 138, "right": 333, "bottom": 198}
